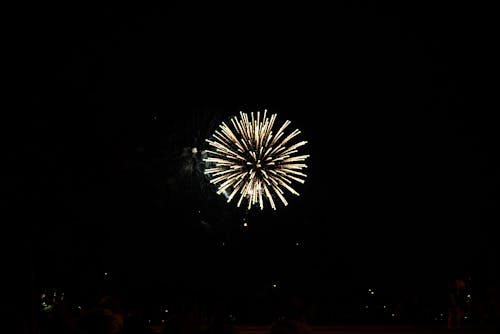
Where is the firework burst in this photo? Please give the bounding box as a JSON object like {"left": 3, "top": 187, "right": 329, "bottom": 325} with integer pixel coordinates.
{"left": 203, "top": 110, "right": 309, "bottom": 210}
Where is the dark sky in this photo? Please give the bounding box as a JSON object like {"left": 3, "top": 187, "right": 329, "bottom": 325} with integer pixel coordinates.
{"left": 8, "top": 1, "right": 497, "bottom": 305}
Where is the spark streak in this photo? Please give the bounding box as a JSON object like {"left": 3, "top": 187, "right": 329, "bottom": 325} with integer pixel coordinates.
{"left": 203, "top": 110, "right": 309, "bottom": 210}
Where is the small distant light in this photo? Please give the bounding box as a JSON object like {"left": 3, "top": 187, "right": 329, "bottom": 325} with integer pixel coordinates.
{"left": 243, "top": 222, "right": 248, "bottom": 227}
{"left": 78, "top": 306, "right": 82, "bottom": 310}
{"left": 464, "top": 316, "right": 468, "bottom": 320}
{"left": 370, "top": 291, "right": 375, "bottom": 295}
{"left": 365, "top": 305, "right": 369, "bottom": 309}
{"left": 165, "top": 309, "right": 168, "bottom": 313}
{"left": 222, "top": 242, "right": 226, "bottom": 246}
{"left": 272, "top": 284, "right": 277, "bottom": 288}
{"left": 467, "top": 294, "right": 471, "bottom": 298}
{"left": 295, "top": 242, "right": 300, "bottom": 246}
{"left": 104, "top": 272, "right": 108, "bottom": 276}
{"left": 41, "top": 302, "right": 47, "bottom": 307}
{"left": 192, "top": 147, "right": 198, "bottom": 154}
{"left": 434, "top": 317, "right": 438, "bottom": 321}
{"left": 440, "top": 313, "right": 443, "bottom": 317}
{"left": 162, "top": 320, "right": 165, "bottom": 323}
{"left": 148, "top": 320, "right": 151, "bottom": 323}
{"left": 391, "top": 313, "right": 395, "bottom": 317}
{"left": 383, "top": 305, "right": 386, "bottom": 309}
{"left": 152, "top": 116, "right": 157, "bottom": 120}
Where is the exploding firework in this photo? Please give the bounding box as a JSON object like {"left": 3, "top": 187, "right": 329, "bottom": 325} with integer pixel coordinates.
{"left": 203, "top": 110, "right": 309, "bottom": 210}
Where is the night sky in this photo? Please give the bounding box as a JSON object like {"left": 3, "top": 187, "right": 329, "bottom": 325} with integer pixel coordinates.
{"left": 8, "top": 1, "right": 497, "bottom": 319}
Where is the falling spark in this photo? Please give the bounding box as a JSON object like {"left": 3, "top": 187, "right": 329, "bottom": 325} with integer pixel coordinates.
{"left": 203, "top": 110, "right": 309, "bottom": 210}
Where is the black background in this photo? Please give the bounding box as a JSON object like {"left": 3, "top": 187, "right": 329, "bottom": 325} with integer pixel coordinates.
{"left": 6, "top": 0, "right": 498, "bottom": 324}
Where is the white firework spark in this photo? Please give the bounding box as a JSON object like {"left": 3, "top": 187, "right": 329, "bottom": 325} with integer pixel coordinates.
{"left": 203, "top": 109, "right": 309, "bottom": 210}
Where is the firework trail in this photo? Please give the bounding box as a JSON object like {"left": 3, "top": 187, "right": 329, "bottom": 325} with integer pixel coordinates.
{"left": 203, "top": 110, "right": 309, "bottom": 210}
